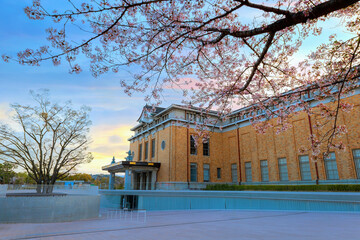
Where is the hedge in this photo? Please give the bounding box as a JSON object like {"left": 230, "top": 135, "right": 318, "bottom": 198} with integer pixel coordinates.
{"left": 204, "top": 184, "right": 360, "bottom": 192}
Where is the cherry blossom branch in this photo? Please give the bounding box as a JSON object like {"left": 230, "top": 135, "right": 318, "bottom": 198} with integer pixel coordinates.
{"left": 236, "top": 32, "right": 275, "bottom": 93}
{"left": 234, "top": 0, "right": 292, "bottom": 16}
{"left": 206, "top": 0, "right": 359, "bottom": 38}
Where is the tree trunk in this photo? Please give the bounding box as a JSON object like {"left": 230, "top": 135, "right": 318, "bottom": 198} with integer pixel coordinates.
{"left": 36, "top": 183, "right": 42, "bottom": 194}
{"left": 46, "top": 184, "right": 54, "bottom": 194}
{"left": 36, "top": 182, "right": 55, "bottom": 194}
{"left": 41, "top": 183, "right": 54, "bottom": 194}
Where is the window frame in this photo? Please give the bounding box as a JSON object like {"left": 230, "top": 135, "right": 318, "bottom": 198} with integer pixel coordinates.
{"left": 151, "top": 139, "right": 155, "bottom": 158}
{"left": 278, "top": 157, "right": 289, "bottom": 181}
{"left": 144, "top": 141, "right": 149, "bottom": 160}
{"left": 231, "top": 164, "right": 238, "bottom": 183}
{"left": 260, "top": 160, "right": 269, "bottom": 182}
{"left": 245, "top": 162, "right": 252, "bottom": 182}
{"left": 217, "top": 168, "right": 221, "bottom": 179}
{"left": 353, "top": 149, "right": 360, "bottom": 179}
{"left": 139, "top": 144, "right": 142, "bottom": 161}
{"left": 323, "top": 152, "right": 339, "bottom": 180}
{"left": 203, "top": 140, "right": 210, "bottom": 156}
{"left": 190, "top": 163, "right": 198, "bottom": 182}
{"left": 203, "top": 164, "right": 210, "bottom": 182}
{"left": 299, "top": 155, "right": 312, "bottom": 181}
{"left": 190, "top": 135, "right": 197, "bottom": 155}
{"left": 161, "top": 140, "right": 166, "bottom": 150}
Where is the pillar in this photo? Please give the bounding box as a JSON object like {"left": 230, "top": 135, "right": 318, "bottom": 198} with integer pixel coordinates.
{"left": 124, "top": 170, "right": 131, "bottom": 190}
{"left": 139, "top": 172, "right": 144, "bottom": 190}
{"left": 151, "top": 170, "right": 157, "bottom": 190}
{"left": 109, "top": 172, "right": 115, "bottom": 190}
{"left": 131, "top": 171, "right": 136, "bottom": 190}
{"left": 146, "top": 172, "right": 151, "bottom": 190}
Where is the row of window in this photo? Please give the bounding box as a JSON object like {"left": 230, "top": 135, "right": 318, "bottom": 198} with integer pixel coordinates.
{"left": 189, "top": 149, "right": 360, "bottom": 183}
{"left": 245, "top": 150, "right": 360, "bottom": 182}
{"left": 190, "top": 163, "right": 232, "bottom": 182}
{"left": 136, "top": 114, "right": 169, "bottom": 135}
{"left": 138, "top": 139, "right": 156, "bottom": 161}
{"left": 190, "top": 135, "right": 209, "bottom": 156}
{"left": 139, "top": 134, "right": 211, "bottom": 161}
{"left": 186, "top": 113, "right": 208, "bottom": 123}
{"left": 245, "top": 155, "right": 314, "bottom": 182}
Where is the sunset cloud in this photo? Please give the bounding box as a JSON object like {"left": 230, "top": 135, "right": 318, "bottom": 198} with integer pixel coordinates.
{"left": 78, "top": 124, "right": 134, "bottom": 174}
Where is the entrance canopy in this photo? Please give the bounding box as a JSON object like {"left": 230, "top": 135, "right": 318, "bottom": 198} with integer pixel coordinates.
{"left": 102, "top": 161, "right": 160, "bottom": 173}
{"left": 102, "top": 161, "right": 161, "bottom": 190}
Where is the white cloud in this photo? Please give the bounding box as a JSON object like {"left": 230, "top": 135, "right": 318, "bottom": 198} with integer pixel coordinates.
{"left": 77, "top": 124, "right": 134, "bottom": 174}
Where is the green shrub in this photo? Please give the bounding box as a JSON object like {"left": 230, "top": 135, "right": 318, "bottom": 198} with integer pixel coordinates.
{"left": 204, "top": 184, "right": 360, "bottom": 192}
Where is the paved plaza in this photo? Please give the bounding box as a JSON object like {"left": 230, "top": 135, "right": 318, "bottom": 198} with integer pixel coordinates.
{"left": 1, "top": 210, "right": 360, "bottom": 240}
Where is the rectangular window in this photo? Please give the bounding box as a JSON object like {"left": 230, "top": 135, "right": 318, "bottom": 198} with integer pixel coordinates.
{"left": 353, "top": 149, "right": 360, "bottom": 179}
{"left": 231, "top": 164, "right": 238, "bottom": 183}
{"left": 203, "top": 140, "right": 209, "bottom": 156}
{"left": 217, "top": 168, "right": 221, "bottom": 179}
{"left": 299, "top": 155, "right": 312, "bottom": 181}
{"left": 260, "top": 160, "right": 269, "bottom": 182}
{"left": 190, "top": 163, "right": 197, "bottom": 182}
{"left": 190, "top": 135, "right": 197, "bottom": 155}
{"left": 324, "top": 152, "right": 339, "bottom": 180}
{"left": 278, "top": 158, "right": 288, "bottom": 181}
{"left": 203, "top": 164, "right": 210, "bottom": 182}
{"left": 139, "top": 144, "right": 142, "bottom": 161}
{"left": 151, "top": 139, "right": 155, "bottom": 158}
{"left": 144, "top": 142, "right": 149, "bottom": 160}
{"left": 245, "top": 162, "right": 252, "bottom": 182}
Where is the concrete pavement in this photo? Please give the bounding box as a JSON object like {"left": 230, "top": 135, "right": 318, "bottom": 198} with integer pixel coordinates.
{"left": 1, "top": 210, "right": 360, "bottom": 240}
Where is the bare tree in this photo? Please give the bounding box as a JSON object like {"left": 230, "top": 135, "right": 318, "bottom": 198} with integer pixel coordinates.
{"left": 0, "top": 90, "right": 92, "bottom": 194}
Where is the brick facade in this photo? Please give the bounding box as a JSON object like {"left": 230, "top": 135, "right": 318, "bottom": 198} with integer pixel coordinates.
{"left": 128, "top": 93, "right": 360, "bottom": 184}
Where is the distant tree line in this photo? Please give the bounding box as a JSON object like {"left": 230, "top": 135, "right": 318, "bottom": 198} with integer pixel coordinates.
{"left": 0, "top": 163, "right": 36, "bottom": 184}
{"left": 61, "top": 173, "right": 124, "bottom": 189}
{"left": 0, "top": 166, "right": 123, "bottom": 189}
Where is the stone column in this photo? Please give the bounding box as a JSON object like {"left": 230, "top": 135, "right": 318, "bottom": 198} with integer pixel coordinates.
{"left": 109, "top": 172, "right": 115, "bottom": 190}
{"left": 131, "top": 170, "right": 136, "bottom": 190}
{"left": 124, "top": 170, "right": 131, "bottom": 190}
{"left": 139, "top": 172, "right": 144, "bottom": 190}
{"left": 146, "top": 172, "right": 151, "bottom": 190}
{"left": 151, "top": 170, "right": 157, "bottom": 190}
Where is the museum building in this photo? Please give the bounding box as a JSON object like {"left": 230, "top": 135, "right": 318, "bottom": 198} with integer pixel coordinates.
{"left": 103, "top": 87, "right": 360, "bottom": 190}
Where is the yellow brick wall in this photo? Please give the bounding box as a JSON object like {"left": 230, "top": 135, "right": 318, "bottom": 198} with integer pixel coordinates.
{"left": 130, "top": 94, "right": 360, "bottom": 183}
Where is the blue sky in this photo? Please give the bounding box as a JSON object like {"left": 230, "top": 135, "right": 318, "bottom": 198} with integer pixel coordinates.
{"left": 0, "top": 1, "right": 355, "bottom": 174}
{"left": 0, "top": 0, "right": 183, "bottom": 174}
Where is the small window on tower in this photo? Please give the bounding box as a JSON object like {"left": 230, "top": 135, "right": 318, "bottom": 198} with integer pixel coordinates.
{"left": 151, "top": 139, "right": 155, "bottom": 158}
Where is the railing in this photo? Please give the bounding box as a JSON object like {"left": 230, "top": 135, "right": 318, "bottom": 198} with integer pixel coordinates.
{"left": 0, "top": 184, "right": 7, "bottom": 197}
{"left": 100, "top": 208, "right": 147, "bottom": 223}
{"left": 122, "top": 181, "right": 228, "bottom": 190}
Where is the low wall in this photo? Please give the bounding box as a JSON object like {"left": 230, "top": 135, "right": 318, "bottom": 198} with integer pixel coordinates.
{"left": 100, "top": 190, "right": 360, "bottom": 212}
{"left": 0, "top": 195, "right": 100, "bottom": 223}
{"left": 0, "top": 184, "right": 7, "bottom": 197}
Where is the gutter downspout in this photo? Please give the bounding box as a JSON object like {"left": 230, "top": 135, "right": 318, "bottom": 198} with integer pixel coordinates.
{"left": 307, "top": 114, "right": 320, "bottom": 185}
{"left": 169, "top": 121, "right": 172, "bottom": 182}
{"left": 185, "top": 110, "right": 190, "bottom": 186}
{"left": 236, "top": 125, "right": 242, "bottom": 185}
